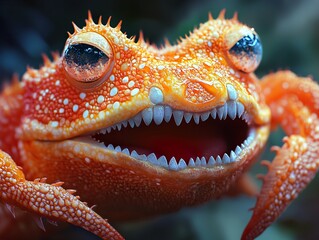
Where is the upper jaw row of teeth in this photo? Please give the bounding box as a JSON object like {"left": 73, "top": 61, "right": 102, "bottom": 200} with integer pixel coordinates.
{"left": 98, "top": 101, "right": 249, "bottom": 134}
{"left": 103, "top": 134, "right": 254, "bottom": 171}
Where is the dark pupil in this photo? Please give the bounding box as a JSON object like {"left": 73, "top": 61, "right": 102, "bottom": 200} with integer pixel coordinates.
{"left": 64, "top": 43, "right": 108, "bottom": 67}
{"left": 230, "top": 34, "right": 262, "bottom": 57}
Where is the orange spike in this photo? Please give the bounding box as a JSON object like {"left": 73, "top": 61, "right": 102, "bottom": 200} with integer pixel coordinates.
{"left": 208, "top": 12, "right": 213, "bottom": 20}
{"left": 72, "top": 22, "right": 81, "bottom": 33}
{"left": 232, "top": 11, "right": 238, "bottom": 21}
{"left": 116, "top": 20, "right": 123, "bottom": 30}
{"left": 52, "top": 181, "right": 64, "bottom": 187}
{"left": 87, "top": 10, "right": 93, "bottom": 22}
{"left": 130, "top": 35, "right": 136, "bottom": 42}
{"left": 218, "top": 9, "right": 226, "bottom": 19}
{"left": 106, "top": 16, "right": 112, "bottom": 27}
{"left": 12, "top": 73, "right": 19, "bottom": 84}
{"left": 98, "top": 15, "right": 103, "bottom": 25}
{"left": 42, "top": 54, "right": 51, "bottom": 66}
{"left": 40, "top": 177, "right": 47, "bottom": 183}
{"left": 137, "top": 31, "right": 145, "bottom": 44}
{"left": 52, "top": 52, "right": 60, "bottom": 61}
{"left": 164, "top": 38, "right": 171, "bottom": 47}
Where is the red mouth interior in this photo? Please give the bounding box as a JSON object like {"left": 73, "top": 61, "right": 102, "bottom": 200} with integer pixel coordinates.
{"left": 92, "top": 117, "right": 250, "bottom": 162}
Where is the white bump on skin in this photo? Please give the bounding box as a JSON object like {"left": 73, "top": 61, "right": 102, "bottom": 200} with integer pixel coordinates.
{"left": 110, "top": 87, "right": 118, "bottom": 96}
{"left": 63, "top": 98, "right": 69, "bottom": 105}
{"left": 73, "top": 105, "right": 79, "bottom": 112}
{"left": 110, "top": 75, "right": 115, "bottom": 81}
{"left": 139, "top": 63, "right": 145, "bottom": 69}
{"left": 113, "top": 102, "right": 120, "bottom": 109}
{"left": 80, "top": 93, "right": 86, "bottom": 99}
{"left": 149, "top": 87, "right": 164, "bottom": 104}
{"left": 128, "top": 81, "right": 135, "bottom": 88}
{"left": 55, "top": 80, "right": 60, "bottom": 86}
{"left": 122, "top": 76, "right": 129, "bottom": 83}
{"left": 157, "top": 65, "right": 165, "bottom": 70}
{"left": 97, "top": 95, "right": 105, "bottom": 104}
{"left": 51, "top": 121, "right": 59, "bottom": 127}
{"left": 131, "top": 88, "right": 139, "bottom": 96}
{"left": 59, "top": 108, "right": 64, "bottom": 113}
{"left": 83, "top": 110, "right": 89, "bottom": 118}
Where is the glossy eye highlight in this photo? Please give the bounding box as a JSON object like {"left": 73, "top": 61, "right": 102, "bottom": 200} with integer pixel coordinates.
{"left": 225, "top": 27, "right": 262, "bottom": 73}
{"left": 62, "top": 32, "right": 114, "bottom": 89}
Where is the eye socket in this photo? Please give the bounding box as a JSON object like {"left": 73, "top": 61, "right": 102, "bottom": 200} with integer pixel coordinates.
{"left": 62, "top": 32, "right": 114, "bottom": 89}
{"left": 226, "top": 28, "right": 262, "bottom": 73}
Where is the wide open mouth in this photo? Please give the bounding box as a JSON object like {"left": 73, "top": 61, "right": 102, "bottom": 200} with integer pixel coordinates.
{"left": 89, "top": 101, "right": 255, "bottom": 171}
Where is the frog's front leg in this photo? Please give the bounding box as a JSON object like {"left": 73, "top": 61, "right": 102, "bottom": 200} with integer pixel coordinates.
{"left": 0, "top": 150, "right": 123, "bottom": 240}
{"left": 242, "top": 71, "right": 319, "bottom": 239}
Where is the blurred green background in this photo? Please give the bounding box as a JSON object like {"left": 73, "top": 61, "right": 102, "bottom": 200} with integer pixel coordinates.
{"left": 0, "top": 0, "right": 319, "bottom": 239}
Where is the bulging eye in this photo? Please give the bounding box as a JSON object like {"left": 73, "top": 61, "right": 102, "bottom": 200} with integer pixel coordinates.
{"left": 62, "top": 32, "right": 114, "bottom": 89}
{"left": 225, "top": 28, "right": 262, "bottom": 73}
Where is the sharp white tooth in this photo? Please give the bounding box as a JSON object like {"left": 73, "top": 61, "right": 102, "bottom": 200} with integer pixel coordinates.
{"left": 164, "top": 106, "right": 173, "bottom": 122}
{"left": 142, "top": 108, "right": 153, "bottom": 126}
{"left": 116, "top": 123, "right": 122, "bottom": 131}
{"left": 201, "top": 157, "right": 207, "bottom": 166}
{"left": 114, "top": 146, "right": 122, "bottom": 152}
{"left": 107, "top": 127, "right": 112, "bottom": 133}
{"left": 139, "top": 154, "right": 147, "bottom": 161}
{"left": 107, "top": 144, "right": 114, "bottom": 150}
{"left": 99, "top": 128, "right": 106, "bottom": 134}
{"left": 195, "top": 157, "right": 201, "bottom": 166}
{"left": 217, "top": 106, "right": 224, "bottom": 120}
{"left": 128, "top": 119, "right": 135, "bottom": 128}
{"left": 216, "top": 155, "right": 222, "bottom": 164}
{"left": 226, "top": 84, "right": 238, "bottom": 100}
{"left": 134, "top": 114, "right": 142, "bottom": 127}
{"left": 131, "top": 150, "right": 139, "bottom": 158}
{"left": 241, "top": 143, "right": 246, "bottom": 149}
{"left": 222, "top": 153, "right": 230, "bottom": 163}
{"left": 223, "top": 103, "right": 228, "bottom": 120}
{"left": 211, "top": 108, "right": 217, "bottom": 119}
{"left": 112, "top": 125, "right": 117, "bottom": 130}
{"left": 200, "top": 112, "right": 210, "bottom": 121}
{"left": 158, "top": 156, "right": 168, "bottom": 168}
{"left": 237, "top": 102, "right": 245, "bottom": 117}
{"left": 168, "top": 157, "right": 178, "bottom": 170}
{"left": 121, "top": 121, "right": 128, "bottom": 128}
{"left": 188, "top": 158, "right": 196, "bottom": 167}
{"left": 230, "top": 151, "right": 237, "bottom": 162}
{"left": 193, "top": 114, "right": 200, "bottom": 124}
{"left": 184, "top": 112, "right": 193, "bottom": 123}
{"left": 153, "top": 105, "right": 164, "bottom": 125}
{"left": 147, "top": 153, "right": 158, "bottom": 165}
{"left": 208, "top": 156, "right": 216, "bottom": 166}
{"left": 178, "top": 159, "right": 187, "bottom": 170}
{"left": 122, "top": 148, "right": 130, "bottom": 155}
{"left": 235, "top": 146, "right": 242, "bottom": 155}
{"left": 173, "top": 110, "right": 183, "bottom": 126}
{"left": 244, "top": 139, "right": 248, "bottom": 146}
{"left": 227, "top": 101, "right": 237, "bottom": 120}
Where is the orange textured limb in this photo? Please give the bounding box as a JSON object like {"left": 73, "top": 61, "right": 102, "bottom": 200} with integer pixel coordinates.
{"left": 0, "top": 150, "right": 123, "bottom": 240}
{"left": 242, "top": 71, "right": 319, "bottom": 239}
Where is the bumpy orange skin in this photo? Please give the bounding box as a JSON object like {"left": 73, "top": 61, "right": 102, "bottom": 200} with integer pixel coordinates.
{"left": 0, "top": 11, "right": 319, "bottom": 240}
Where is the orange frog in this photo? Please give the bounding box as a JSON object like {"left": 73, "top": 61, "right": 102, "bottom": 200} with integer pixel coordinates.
{"left": 1, "top": 10, "right": 318, "bottom": 240}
